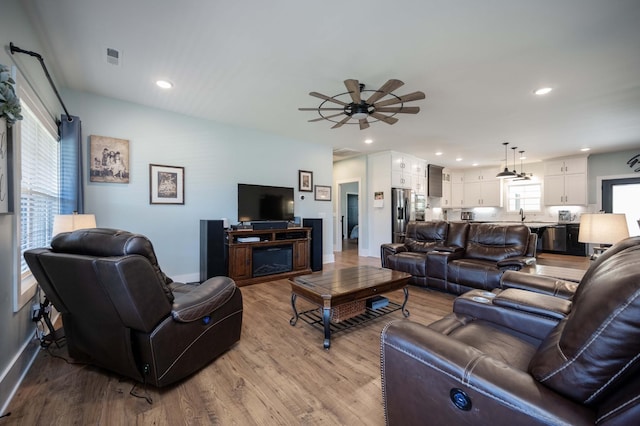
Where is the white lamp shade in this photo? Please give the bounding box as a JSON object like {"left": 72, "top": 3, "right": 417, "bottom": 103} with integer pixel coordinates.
{"left": 578, "top": 213, "right": 629, "bottom": 245}
{"left": 52, "top": 214, "right": 97, "bottom": 237}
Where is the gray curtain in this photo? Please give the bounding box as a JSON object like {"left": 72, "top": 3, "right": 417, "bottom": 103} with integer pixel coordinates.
{"left": 58, "top": 115, "right": 84, "bottom": 214}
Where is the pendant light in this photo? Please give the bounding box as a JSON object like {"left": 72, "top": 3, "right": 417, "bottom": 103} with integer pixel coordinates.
{"left": 517, "top": 150, "right": 531, "bottom": 180}
{"left": 496, "top": 142, "right": 517, "bottom": 178}
{"left": 511, "top": 146, "right": 518, "bottom": 175}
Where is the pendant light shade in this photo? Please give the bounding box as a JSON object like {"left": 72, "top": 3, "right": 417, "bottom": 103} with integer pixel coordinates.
{"left": 496, "top": 142, "right": 517, "bottom": 178}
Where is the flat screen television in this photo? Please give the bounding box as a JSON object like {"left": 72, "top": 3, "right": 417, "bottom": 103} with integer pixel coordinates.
{"left": 237, "top": 183, "right": 295, "bottom": 222}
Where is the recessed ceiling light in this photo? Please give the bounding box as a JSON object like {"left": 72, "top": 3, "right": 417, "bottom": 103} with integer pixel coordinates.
{"left": 455, "top": 157, "right": 463, "bottom": 162}
{"left": 156, "top": 80, "right": 173, "bottom": 89}
{"left": 435, "top": 151, "right": 443, "bottom": 156}
{"left": 580, "top": 147, "right": 591, "bottom": 152}
{"left": 534, "top": 87, "right": 553, "bottom": 95}
{"left": 364, "top": 139, "right": 373, "bottom": 144}
{"left": 472, "top": 163, "right": 479, "bottom": 167}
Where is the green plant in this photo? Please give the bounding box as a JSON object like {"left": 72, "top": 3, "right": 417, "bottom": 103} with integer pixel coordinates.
{"left": 0, "top": 64, "right": 23, "bottom": 126}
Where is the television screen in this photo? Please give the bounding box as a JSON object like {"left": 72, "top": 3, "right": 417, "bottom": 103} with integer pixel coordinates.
{"left": 238, "top": 184, "right": 295, "bottom": 222}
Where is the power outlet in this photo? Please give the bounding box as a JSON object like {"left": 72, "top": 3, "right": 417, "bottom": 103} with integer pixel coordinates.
{"left": 31, "top": 303, "right": 41, "bottom": 322}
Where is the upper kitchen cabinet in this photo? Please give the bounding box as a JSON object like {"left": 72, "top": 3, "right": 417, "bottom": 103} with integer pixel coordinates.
{"left": 543, "top": 157, "right": 588, "bottom": 205}
{"left": 463, "top": 167, "right": 503, "bottom": 207}
{"left": 441, "top": 169, "right": 452, "bottom": 207}
{"left": 391, "top": 152, "right": 427, "bottom": 193}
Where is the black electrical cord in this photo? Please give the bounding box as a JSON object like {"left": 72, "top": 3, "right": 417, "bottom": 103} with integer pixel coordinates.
{"left": 9, "top": 42, "right": 73, "bottom": 122}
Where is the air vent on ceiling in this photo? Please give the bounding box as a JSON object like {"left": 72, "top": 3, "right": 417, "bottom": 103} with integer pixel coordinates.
{"left": 105, "top": 47, "right": 121, "bottom": 66}
{"left": 333, "top": 148, "right": 361, "bottom": 158}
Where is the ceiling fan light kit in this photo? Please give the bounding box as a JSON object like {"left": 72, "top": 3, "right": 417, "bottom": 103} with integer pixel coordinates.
{"left": 299, "top": 79, "right": 425, "bottom": 129}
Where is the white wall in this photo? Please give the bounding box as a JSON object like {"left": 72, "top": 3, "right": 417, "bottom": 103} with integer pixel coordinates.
{"left": 62, "top": 89, "right": 334, "bottom": 281}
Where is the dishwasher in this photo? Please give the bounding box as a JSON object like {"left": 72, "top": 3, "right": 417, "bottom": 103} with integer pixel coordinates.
{"left": 542, "top": 225, "right": 567, "bottom": 253}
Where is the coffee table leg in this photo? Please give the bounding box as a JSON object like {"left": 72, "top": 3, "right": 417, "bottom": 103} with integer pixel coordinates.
{"left": 323, "top": 304, "right": 331, "bottom": 349}
{"left": 289, "top": 293, "right": 299, "bottom": 326}
{"left": 401, "top": 287, "right": 410, "bottom": 317}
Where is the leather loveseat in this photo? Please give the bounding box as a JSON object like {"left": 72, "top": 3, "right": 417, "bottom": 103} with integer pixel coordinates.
{"left": 381, "top": 221, "right": 537, "bottom": 294}
{"left": 380, "top": 236, "right": 640, "bottom": 425}
{"left": 24, "top": 228, "right": 243, "bottom": 387}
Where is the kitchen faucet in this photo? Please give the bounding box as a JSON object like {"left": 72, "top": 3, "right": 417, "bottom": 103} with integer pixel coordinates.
{"left": 519, "top": 208, "right": 526, "bottom": 222}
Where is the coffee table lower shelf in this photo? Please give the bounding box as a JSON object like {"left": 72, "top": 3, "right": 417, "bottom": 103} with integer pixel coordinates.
{"left": 295, "top": 301, "right": 405, "bottom": 345}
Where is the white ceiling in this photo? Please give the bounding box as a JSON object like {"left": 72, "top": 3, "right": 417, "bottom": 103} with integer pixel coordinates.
{"left": 20, "top": 0, "right": 640, "bottom": 168}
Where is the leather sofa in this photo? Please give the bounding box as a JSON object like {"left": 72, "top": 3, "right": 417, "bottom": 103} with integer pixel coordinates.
{"left": 24, "top": 228, "right": 243, "bottom": 387}
{"left": 381, "top": 221, "right": 537, "bottom": 294}
{"left": 380, "top": 236, "right": 640, "bottom": 425}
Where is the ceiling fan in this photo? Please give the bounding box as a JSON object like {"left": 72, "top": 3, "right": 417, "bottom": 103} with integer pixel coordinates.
{"left": 298, "top": 79, "right": 425, "bottom": 130}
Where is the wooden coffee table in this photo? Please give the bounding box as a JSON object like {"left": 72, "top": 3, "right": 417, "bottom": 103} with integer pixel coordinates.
{"left": 289, "top": 266, "right": 411, "bottom": 349}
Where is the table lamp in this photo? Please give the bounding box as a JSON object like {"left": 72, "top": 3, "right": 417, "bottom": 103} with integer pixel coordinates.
{"left": 52, "top": 213, "right": 97, "bottom": 237}
{"left": 578, "top": 213, "right": 629, "bottom": 260}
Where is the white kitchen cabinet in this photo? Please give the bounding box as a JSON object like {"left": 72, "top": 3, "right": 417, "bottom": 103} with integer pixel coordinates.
{"left": 441, "top": 169, "right": 452, "bottom": 207}
{"left": 450, "top": 171, "right": 465, "bottom": 208}
{"left": 463, "top": 168, "right": 502, "bottom": 207}
{"left": 543, "top": 157, "right": 587, "bottom": 205}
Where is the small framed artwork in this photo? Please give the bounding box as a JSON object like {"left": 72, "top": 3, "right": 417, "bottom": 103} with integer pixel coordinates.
{"left": 299, "top": 170, "right": 313, "bottom": 192}
{"left": 149, "top": 164, "right": 185, "bottom": 205}
{"left": 90, "top": 135, "right": 130, "bottom": 183}
{"left": 314, "top": 185, "right": 331, "bottom": 201}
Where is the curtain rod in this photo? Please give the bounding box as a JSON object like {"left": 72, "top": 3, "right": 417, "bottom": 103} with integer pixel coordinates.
{"left": 9, "top": 42, "right": 73, "bottom": 122}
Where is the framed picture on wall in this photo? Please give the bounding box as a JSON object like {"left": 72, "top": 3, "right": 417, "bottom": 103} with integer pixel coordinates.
{"left": 299, "top": 170, "right": 313, "bottom": 192}
{"left": 314, "top": 185, "right": 331, "bottom": 201}
{"left": 149, "top": 164, "right": 185, "bottom": 204}
{"left": 89, "top": 135, "right": 130, "bottom": 183}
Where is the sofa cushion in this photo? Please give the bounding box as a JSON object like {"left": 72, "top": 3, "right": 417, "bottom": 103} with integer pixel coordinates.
{"left": 387, "top": 252, "right": 428, "bottom": 277}
{"left": 464, "top": 223, "right": 529, "bottom": 262}
{"left": 404, "top": 220, "right": 448, "bottom": 253}
{"left": 447, "top": 258, "right": 504, "bottom": 291}
{"left": 529, "top": 243, "right": 640, "bottom": 405}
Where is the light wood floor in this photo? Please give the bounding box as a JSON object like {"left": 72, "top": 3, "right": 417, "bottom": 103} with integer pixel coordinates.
{"left": 2, "top": 250, "right": 588, "bottom": 425}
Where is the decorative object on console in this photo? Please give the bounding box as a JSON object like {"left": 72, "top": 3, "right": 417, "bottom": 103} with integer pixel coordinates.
{"left": 298, "top": 79, "right": 425, "bottom": 130}
{"left": 496, "top": 142, "right": 517, "bottom": 179}
{"left": 298, "top": 170, "right": 313, "bottom": 192}
{"left": 314, "top": 185, "right": 331, "bottom": 201}
{"left": 578, "top": 213, "right": 629, "bottom": 260}
{"left": 52, "top": 212, "right": 97, "bottom": 237}
{"left": 90, "top": 135, "right": 130, "bottom": 183}
{"left": 149, "top": 164, "right": 184, "bottom": 205}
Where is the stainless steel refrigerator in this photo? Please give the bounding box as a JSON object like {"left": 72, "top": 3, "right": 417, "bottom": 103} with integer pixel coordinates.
{"left": 391, "top": 188, "right": 414, "bottom": 243}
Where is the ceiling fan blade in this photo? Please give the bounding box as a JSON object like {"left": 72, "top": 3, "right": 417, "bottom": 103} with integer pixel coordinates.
{"left": 369, "top": 112, "right": 399, "bottom": 125}
{"left": 373, "top": 91, "right": 426, "bottom": 107}
{"left": 309, "top": 92, "right": 349, "bottom": 106}
{"left": 298, "top": 107, "right": 344, "bottom": 111}
{"left": 365, "top": 79, "right": 404, "bottom": 104}
{"left": 375, "top": 106, "right": 420, "bottom": 114}
{"left": 308, "top": 112, "right": 345, "bottom": 122}
{"left": 344, "top": 79, "right": 361, "bottom": 104}
{"left": 331, "top": 116, "right": 352, "bottom": 129}
{"left": 359, "top": 119, "right": 370, "bottom": 130}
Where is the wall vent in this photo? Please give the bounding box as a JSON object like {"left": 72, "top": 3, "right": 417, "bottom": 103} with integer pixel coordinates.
{"left": 105, "top": 48, "right": 121, "bottom": 66}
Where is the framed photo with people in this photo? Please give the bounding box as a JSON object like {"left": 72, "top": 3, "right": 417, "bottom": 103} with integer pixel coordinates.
{"left": 89, "top": 135, "right": 130, "bottom": 183}
{"left": 149, "top": 164, "right": 185, "bottom": 205}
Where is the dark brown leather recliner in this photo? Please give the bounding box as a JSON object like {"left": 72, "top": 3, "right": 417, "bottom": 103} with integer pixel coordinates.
{"left": 24, "top": 228, "right": 243, "bottom": 387}
{"left": 380, "top": 237, "right": 640, "bottom": 425}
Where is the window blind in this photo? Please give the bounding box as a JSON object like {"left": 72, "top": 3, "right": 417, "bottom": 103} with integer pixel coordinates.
{"left": 19, "top": 102, "right": 59, "bottom": 277}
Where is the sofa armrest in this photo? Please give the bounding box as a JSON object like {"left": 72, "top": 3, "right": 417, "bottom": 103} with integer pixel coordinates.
{"left": 492, "top": 288, "right": 572, "bottom": 320}
{"left": 453, "top": 290, "right": 561, "bottom": 340}
{"left": 496, "top": 256, "right": 536, "bottom": 270}
{"left": 381, "top": 320, "right": 594, "bottom": 426}
{"left": 381, "top": 243, "right": 408, "bottom": 268}
{"left": 171, "top": 276, "right": 237, "bottom": 322}
{"left": 500, "top": 270, "right": 578, "bottom": 299}
{"left": 433, "top": 245, "right": 464, "bottom": 254}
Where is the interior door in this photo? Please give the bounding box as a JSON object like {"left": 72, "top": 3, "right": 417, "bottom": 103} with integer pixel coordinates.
{"left": 602, "top": 177, "right": 640, "bottom": 236}
{"left": 347, "top": 193, "right": 358, "bottom": 239}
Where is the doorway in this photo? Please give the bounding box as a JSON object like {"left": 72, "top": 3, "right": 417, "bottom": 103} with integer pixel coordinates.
{"left": 602, "top": 177, "right": 640, "bottom": 236}
{"left": 345, "top": 193, "right": 359, "bottom": 252}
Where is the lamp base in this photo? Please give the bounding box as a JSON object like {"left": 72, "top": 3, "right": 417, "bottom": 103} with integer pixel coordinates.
{"left": 590, "top": 246, "right": 608, "bottom": 261}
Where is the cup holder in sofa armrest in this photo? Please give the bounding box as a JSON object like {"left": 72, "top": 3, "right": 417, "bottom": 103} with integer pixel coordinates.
{"left": 492, "top": 288, "right": 572, "bottom": 320}
{"left": 453, "top": 289, "right": 562, "bottom": 340}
